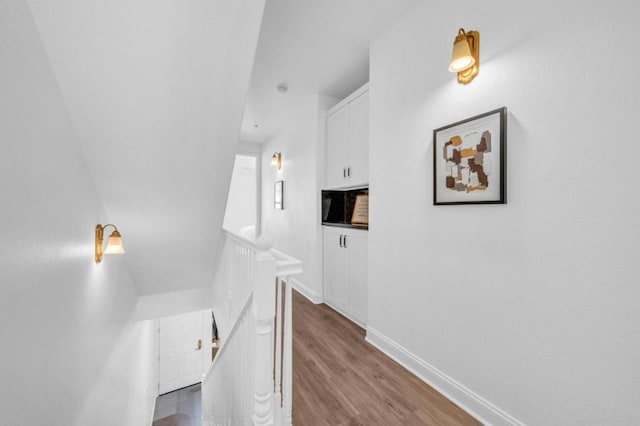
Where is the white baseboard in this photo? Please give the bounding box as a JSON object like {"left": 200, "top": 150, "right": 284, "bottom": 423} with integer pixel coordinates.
{"left": 291, "top": 278, "right": 323, "bottom": 304}
{"left": 324, "top": 299, "right": 366, "bottom": 329}
{"left": 365, "top": 327, "right": 524, "bottom": 426}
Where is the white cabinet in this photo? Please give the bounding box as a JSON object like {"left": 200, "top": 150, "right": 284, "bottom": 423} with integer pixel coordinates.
{"left": 323, "top": 227, "right": 368, "bottom": 326}
{"left": 325, "top": 85, "right": 369, "bottom": 188}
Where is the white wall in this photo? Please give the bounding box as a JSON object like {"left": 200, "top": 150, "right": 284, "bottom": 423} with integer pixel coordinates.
{"left": 261, "top": 94, "right": 338, "bottom": 303}
{"left": 74, "top": 319, "right": 159, "bottom": 426}
{"left": 136, "top": 287, "right": 213, "bottom": 321}
{"left": 223, "top": 155, "right": 257, "bottom": 234}
{"left": 368, "top": 1, "right": 640, "bottom": 425}
{"left": 0, "top": 1, "right": 156, "bottom": 424}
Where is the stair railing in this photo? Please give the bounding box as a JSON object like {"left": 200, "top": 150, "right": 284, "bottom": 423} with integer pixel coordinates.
{"left": 202, "top": 230, "right": 302, "bottom": 426}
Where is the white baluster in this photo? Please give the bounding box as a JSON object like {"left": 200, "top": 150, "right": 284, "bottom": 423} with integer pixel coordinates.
{"left": 274, "top": 278, "right": 283, "bottom": 400}
{"left": 281, "top": 278, "right": 293, "bottom": 426}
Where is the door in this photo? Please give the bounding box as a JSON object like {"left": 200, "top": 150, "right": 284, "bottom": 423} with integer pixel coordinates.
{"left": 347, "top": 91, "right": 369, "bottom": 187}
{"left": 326, "top": 105, "right": 349, "bottom": 188}
{"left": 158, "top": 310, "right": 205, "bottom": 394}
{"left": 345, "top": 229, "right": 368, "bottom": 325}
{"left": 323, "top": 227, "right": 348, "bottom": 311}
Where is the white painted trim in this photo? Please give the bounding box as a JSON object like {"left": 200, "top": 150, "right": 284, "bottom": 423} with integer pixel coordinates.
{"left": 365, "top": 327, "right": 525, "bottom": 426}
{"left": 291, "top": 278, "right": 323, "bottom": 304}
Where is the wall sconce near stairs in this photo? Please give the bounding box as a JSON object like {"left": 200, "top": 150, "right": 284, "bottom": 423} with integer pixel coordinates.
{"left": 271, "top": 152, "right": 282, "bottom": 170}
{"left": 449, "top": 28, "right": 480, "bottom": 84}
{"left": 95, "top": 223, "right": 125, "bottom": 264}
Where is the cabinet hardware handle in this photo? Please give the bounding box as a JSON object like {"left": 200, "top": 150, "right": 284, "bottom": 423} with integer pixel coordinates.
{"left": 347, "top": 167, "right": 351, "bottom": 177}
{"left": 343, "top": 235, "right": 347, "bottom": 248}
{"left": 196, "top": 339, "right": 202, "bottom": 350}
{"left": 343, "top": 168, "right": 346, "bottom": 178}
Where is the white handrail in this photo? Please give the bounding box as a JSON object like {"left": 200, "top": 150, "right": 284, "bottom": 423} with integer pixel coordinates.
{"left": 202, "top": 293, "right": 252, "bottom": 384}
{"left": 224, "top": 229, "right": 271, "bottom": 251}
{"left": 272, "top": 248, "right": 303, "bottom": 278}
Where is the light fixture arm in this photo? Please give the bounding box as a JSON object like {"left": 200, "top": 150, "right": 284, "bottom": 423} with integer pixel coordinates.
{"left": 101, "top": 224, "right": 118, "bottom": 233}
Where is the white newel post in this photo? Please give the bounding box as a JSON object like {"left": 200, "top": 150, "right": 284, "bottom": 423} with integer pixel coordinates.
{"left": 253, "top": 241, "right": 276, "bottom": 426}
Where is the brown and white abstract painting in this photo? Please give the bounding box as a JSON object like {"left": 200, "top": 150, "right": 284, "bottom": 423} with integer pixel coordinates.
{"left": 433, "top": 108, "right": 506, "bottom": 205}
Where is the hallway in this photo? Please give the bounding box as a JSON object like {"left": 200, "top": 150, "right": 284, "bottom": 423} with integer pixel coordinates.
{"left": 292, "top": 290, "right": 480, "bottom": 425}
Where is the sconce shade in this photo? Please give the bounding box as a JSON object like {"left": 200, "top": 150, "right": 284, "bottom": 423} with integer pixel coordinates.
{"left": 449, "top": 28, "right": 480, "bottom": 84}
{"left": 271, "top": 152, "right": 282, "bottom": 170}
{"left": 449, "top": 36, "right": 475, "bottom": 72}
{"left": 104, "top": 230, "right": 125, "bottom": 254}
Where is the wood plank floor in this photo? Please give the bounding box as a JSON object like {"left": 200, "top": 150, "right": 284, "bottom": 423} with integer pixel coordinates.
{"left": 292, "top": 290, "right": 481, "bottom": 426}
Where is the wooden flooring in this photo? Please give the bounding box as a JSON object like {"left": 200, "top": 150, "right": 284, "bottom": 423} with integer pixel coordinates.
{"left": 292, "top": 291, "right": 481, "bottom": 426}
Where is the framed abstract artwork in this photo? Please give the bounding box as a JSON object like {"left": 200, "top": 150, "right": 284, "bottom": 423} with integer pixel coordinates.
{"left": 274, "top": 180, "right": 284, "bottom": 209}
{"left": 433, "top": 107, "right": 507, "bottom": 205}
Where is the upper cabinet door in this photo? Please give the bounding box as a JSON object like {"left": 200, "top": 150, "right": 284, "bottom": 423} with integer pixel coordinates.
{"left": 347, "top": 91, "right": 369, "bottom": 187}
{"left": 326, "top": 105, "right": 349, "bottom": 188}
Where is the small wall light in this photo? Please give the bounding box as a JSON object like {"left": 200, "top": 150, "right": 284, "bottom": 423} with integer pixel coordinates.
{"left": 271, "top": 152, "right": 282, "bottom": 170}
{"left": 95, "top": 224, "right": 125, "bottom": 264}
{"left": 449, "top": 28, "right": 480, "bottom": 84}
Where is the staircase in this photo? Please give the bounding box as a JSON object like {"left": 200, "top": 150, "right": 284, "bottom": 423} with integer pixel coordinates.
{"left": 202, "top": 230, "right": 302, "bottom": 425}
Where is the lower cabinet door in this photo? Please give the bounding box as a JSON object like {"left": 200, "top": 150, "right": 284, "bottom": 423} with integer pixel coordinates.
{"left": 345, "top": 229, "right": 368, "bottom": 325}
{"left": 323, "top": 227, "right": 368, "bottom": 326}
{"left": 323, "top": 227, "right": 348, "bottom": 312}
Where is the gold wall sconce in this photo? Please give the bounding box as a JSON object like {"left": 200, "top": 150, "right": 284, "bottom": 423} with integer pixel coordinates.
{"left": 449, "top": 28, "right": 480, "bottom": 84}
{"left": 271, "top": 152, "right": 282, "bottom": 170}
{"left": 95, "top": 224, "right": 125, "bottom": 264}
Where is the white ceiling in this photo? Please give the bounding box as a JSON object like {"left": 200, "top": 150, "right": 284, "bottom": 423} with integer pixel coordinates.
{"left": 241, "top": 0, "right": 420, "bottom": 143}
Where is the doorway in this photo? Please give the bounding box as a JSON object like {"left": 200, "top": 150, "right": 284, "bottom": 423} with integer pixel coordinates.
{"left": 158, "top": 309, "right": 213, "bottom": 395}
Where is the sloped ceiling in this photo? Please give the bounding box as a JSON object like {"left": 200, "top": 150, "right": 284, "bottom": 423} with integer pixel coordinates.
{"left": 27, "top": 0, "right": 265, "bottom": 295}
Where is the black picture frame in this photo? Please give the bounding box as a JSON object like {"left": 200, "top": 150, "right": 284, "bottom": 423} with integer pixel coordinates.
{"left": 433, "top": 107, "right": 507, "bottom": 205}
{"left": 274, "top": 180, "right": 284, "bottom": 209}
